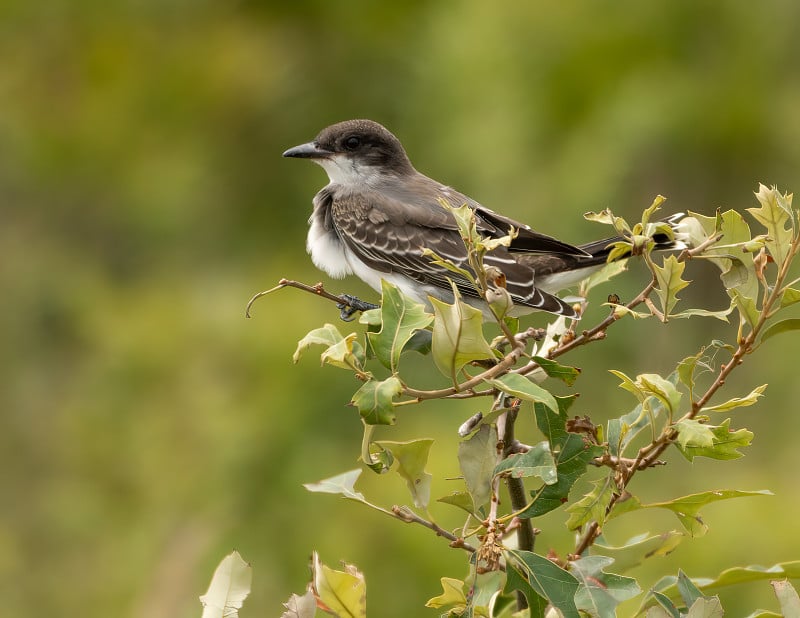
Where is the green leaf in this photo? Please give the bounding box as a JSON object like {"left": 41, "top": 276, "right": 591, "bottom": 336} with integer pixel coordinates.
{"left": 504, "top": 561, "right": 549, "bottom": 615}
{"left": 584, "top": 208, "right": 632, "bottom": 235}
{"left": 650, "top": 590, "right": 681, "bottom": 618}
{"left": 609, "top": 489, "right": 772, "bottom": 537}
{"left": 373, "top": 439, "right": 434, "bottom": 509}
{"left": 686, "top": 597, "right": 724, "bottom": 618}
{"left": 458, "top": 424, "right": 497, "bottom": 510}
{"left": 779, "top": 287, "right": 800, "bottom": 309}
{"left": 508, "top": 550, "right": 581, "bottom": 618}
{"left": 565, "top": 476, "right": 616, "bottom": 530}
{"left": 581, "top": 259, "right": 629, "bottom": 293}
{"left": 311, "top": 552, "right": 366, "bottom": 618}
{"left": 675, "top": 418, "right": 754, "bottom": 461}
{"left": 701, "top": 384, "right": 767, "bottom": 413}
{"left": 294, "top": 324, "right": 363, "bottom": 370}
{"left": 518, "top": 397, "right": 603, "bottom": 518}
{"left": 350, "top": 376, "right": 403, "bottom": 425}
{"left": 748, "top": 184, "right": 794, "bottom": 267}
{"left": 643, "top": 561, "right": 800, "bottom": 614}
{"left": 677, "top": 569, "right": 706, "bottom": 607}
{"left": 425, "top": 577, "right": 467, "bottom": 612}
{"left": 676, "top": 344, "right": 722, "bottom": 399}
{"left": 430, "top": 290, "right": 494, "bottom": 383}
{"left": 593, "top": 531, "right": 685, "bottom": 573}
{"left": 652, "top": 255, "right": 690, "bottom": 317}
{"left": 531, "top": 355, "right": 581, "bottom": 386}
{"left": 487, "top": 373, "right": 558, "bottom": 412}
{"left": 571, "top": 556, "right": 640, "bottom": 617}
{"left": 610, "top": 370, "right": 681, "bottom": 414}
{"left": 366, "top": 280, "right": 433, "bottom": 371}
{"left": 730, "top": 289, "right": 760, "bottom": 329}
{"left": 607, "top": 374, "right": 677, "bottom": 457}
{"left": 200, "top": 551, "right": 252, "bottom": 618}
{"left": 668, "top": 306, "right": 733, "bottom": 322}
{"left": 674, "top": 419, "right": 716, "bottom": 449}
{"left": 493, "top": 441, "right": 557, "bottom": 484}
{"left": 761, "top": 318, "right": 800, "bottom": 346}
{"left": 304, "top": 469, "right": 367, "bottom": 504}
{"left": 687, "top": 209, "right": 759, "bottom": 300}
{"left": 470, "top": 570, "right": 507, "bottom": 615}
{"left": 772, "top": 580, "right": 800, "bottom": 617}
{"left": 436, "top": 491, "right": 477, "bottom": 516}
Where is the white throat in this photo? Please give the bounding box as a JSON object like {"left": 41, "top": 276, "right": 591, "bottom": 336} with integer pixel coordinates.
{"left": 314, "top": 154, "right": 381, "bottom": 188}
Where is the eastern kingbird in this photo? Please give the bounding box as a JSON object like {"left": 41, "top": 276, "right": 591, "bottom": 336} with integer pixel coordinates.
{"left": 284, "top": 119, "right": 683, "bottom": 319}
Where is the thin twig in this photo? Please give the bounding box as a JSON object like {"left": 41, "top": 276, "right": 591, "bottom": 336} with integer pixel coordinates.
{"left": 245, "top": 278, "right": 368, "bottom": 318}
{"left": 391, "top": 505, "right": 476, "bottom": 553}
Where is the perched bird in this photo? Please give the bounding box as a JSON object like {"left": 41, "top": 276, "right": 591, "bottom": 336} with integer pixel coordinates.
{"left": 283, "top": 119, "right": 683, "bottom": 319}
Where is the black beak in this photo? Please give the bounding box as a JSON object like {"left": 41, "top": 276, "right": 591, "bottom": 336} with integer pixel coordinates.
{"left": 282, "top": 141, "right": 332, "bottom": 159}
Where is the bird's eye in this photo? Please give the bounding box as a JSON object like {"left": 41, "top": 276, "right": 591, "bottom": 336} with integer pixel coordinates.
{"left": 344, "top": 136, "right": 361, "bottom": 150}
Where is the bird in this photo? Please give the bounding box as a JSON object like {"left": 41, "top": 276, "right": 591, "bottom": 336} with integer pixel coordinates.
{"left": 283, "top": 119, "right": 684, "bottom": 320}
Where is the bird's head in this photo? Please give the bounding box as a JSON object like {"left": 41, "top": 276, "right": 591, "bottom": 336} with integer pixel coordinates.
{"left": 283, "top": 119, "right": 414, "bottom": 186}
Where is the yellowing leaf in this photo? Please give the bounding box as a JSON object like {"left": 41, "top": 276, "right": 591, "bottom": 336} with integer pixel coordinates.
{"left": 312, "top": 552, "right": 366, "bottom": 618}
{"left": 294, "top": 324, "right": 363, "bottom": 370}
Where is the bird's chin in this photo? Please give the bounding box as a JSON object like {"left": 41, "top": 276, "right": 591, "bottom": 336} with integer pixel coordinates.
{"left": 318, "top": 157, "right": 379, "bottom": 187}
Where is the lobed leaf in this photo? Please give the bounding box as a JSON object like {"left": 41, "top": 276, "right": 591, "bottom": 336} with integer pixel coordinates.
{"left": 373, "top": 439, "right": 434, "bottom": 509}
{"left": 609, "top": 488, "right": 772, "bottom": 537}
{"left": 350, "top": 376, "right": 403, "bottom": 425}
{"left": 748, "top": 184, "right": 794, "bottom": 267}
{"left": 425, "top": 577, "right": 467, "bottom": 612}
{"left": 366, "top": 280, "right": 433, "bottom": 371}
{"left": 565, "top": 476, "right": 616, "bottom": 530}
{"left": 518, "top": 397, "right": 603, "bottom": 518}
{"left": 652, "top": 255, "right": 691, "bottom": 317}
{"left": 294, "top": 324, "right": 363, "bottom": 370}
{"left": 571, "top": 555, "right": 640, "bottom": 617}
{"left": 675, "top": 418, "right": 753, "bottom": 462}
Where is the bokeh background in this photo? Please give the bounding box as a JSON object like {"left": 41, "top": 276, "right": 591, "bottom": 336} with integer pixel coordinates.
{"left": 3, "top": 1, "right": 800, "bottom": 616}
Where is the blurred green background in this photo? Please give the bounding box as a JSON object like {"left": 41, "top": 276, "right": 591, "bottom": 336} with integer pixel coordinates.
{"left": 3, "top": 1, "right": 800, "bottom": 616}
